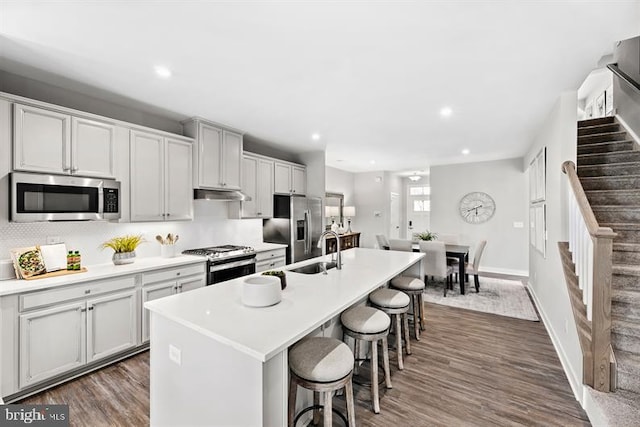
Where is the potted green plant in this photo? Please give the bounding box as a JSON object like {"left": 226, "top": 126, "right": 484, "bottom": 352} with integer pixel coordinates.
{"left": 416, "top": 231, "right": 438, "bottom": 241}
{"left": 262, "top": 270, "right": 287, "bottom": 290}
{"left": 100, "top": 234, "right": 145, "bottom": 265}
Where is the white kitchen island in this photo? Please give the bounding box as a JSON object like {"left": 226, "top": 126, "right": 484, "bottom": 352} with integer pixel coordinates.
{"left": 144, "top": 248, "right": 424, "bottom": 426}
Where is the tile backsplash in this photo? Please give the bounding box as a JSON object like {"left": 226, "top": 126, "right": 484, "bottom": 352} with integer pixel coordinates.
{"left": 0, "top": 201, "right": 263, "bottom": 265}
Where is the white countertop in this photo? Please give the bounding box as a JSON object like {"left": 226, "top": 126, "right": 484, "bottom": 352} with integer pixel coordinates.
{"left": 250, "top": 242, "right": 288, "bottom": 252}
{"left": 145, "top": 248, "right": 424, "bottom": 362}
{"left": 0, "top": 255, "right": 206, "bottom": 296}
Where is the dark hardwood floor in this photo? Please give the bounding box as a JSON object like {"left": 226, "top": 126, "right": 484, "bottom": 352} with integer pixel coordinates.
{"left": 19, "top": 287, "right": 589, "bottom": 426}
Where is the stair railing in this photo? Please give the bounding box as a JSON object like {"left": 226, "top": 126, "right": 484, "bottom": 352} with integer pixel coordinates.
{"left": 562, "top": 160, "right": 616, "bottom": 391}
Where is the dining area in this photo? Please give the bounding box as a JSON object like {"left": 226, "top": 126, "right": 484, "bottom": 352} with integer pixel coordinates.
{"left": 375, "top": 233, "right": 487, "bottom": 297}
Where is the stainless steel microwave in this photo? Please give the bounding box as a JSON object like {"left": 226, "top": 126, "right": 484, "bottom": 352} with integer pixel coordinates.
{"left": 10, "top": 172, "right": 121, "bottom": 222}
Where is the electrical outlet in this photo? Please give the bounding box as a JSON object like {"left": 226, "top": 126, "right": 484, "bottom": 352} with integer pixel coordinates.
{"left": 513, "top": 222, "right": 524, "bottom": 228}
{"left": 46, "top": 236, "right": 63, "bottom": 244}
{"left": 169, "top": 344, "right": 181, "bottom": 366}
{"left": 374, "top": 211, "right": 381, "bottom": 217}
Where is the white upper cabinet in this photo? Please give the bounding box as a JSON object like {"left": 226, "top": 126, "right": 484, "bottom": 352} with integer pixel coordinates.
{"left": 241, "top": 153, "right": 274, "bottom": 218}
{"left": 13, "top": 103, "right": 71, "bottom": 175}
{"left": 274, "top": 161, "right": 306, "bottom": 195}
{"left": 130, "top": 130, "right": 193, "bottom": 222}
{"left": 183, "top": 118, "right": 243, "bottom": 190}
{"left": 72, "top": 117, "right": 115, "bottom": 178}
{"left": 13, "top": 104, "right": 115, "bottom": 178}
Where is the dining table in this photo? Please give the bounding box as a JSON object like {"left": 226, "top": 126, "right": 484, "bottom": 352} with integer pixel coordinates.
{"left": 409, "top": 242, "right": 470, "bottom": 294}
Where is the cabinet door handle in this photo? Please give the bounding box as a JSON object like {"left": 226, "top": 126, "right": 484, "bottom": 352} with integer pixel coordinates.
{"left": 80, "top": 308, "right": 86, "bottom": 312}
{"left": 88, "top": 306, "right": 94, "bottom": 311}
{"left": 84, "top": 290, "right": 91, "bottom": 294}
{"left": 178, "top": 284, "right": 183, "bottom": 290}
{"left": 176, "top": 272, "right": 181, "bottom": 276}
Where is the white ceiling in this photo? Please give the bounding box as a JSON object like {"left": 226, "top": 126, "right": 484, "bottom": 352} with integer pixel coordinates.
{"left": 1, "top": 1, "right": 639, "bottom": 173}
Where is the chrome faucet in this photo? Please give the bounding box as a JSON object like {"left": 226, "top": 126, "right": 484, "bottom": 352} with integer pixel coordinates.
{"left": 317, "top": 230, "right": 342, "bottom": 271}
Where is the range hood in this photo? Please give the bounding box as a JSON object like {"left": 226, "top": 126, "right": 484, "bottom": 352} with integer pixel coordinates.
{"left": 193, "top": 189, "right": 251, "bottom": 201}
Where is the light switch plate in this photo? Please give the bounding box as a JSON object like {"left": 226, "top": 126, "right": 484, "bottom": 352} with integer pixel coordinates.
{"left": 46, "top": 236, "right": 63, "bottom": 244}
{"left": 513, "top": 222, "right": 524, "bottom": 228}
{"left": 169, "top": 344, "right": 181, "bottom": 366}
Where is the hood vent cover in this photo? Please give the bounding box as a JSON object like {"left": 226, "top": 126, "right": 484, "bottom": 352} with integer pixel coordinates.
{"left": 193, "top": 189, "right": 251, "bottom": 201}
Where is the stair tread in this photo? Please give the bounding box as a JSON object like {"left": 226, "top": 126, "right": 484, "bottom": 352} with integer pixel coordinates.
{"left": 579, "top": 130, "right": 627, "bottom": 138}
{"left": 585, "top": 189, "right": 640, "bottom": 194}
{"left": 577, "top": 139, "right": 634, "bottom": 146}
{"left": 603, "top": 223, "right": 640, "bottom": 230}
{"left": 613, "top": 317, "right": 640, "bottom": 336}
{"left": 580, "top": 174, "right": 640, "bottom": 180}
{"left": 578, "top": 150, "right": 638, "bottom": 159}
{"left": 613, "top": 264, "right": 640, "bottom": 275}
{"left": 579, "top": 161, "right": 640, "bottom": 168}
{"left": 578, "top": 117, "right": 616, "bottom": 126}
{"left": 613, "top": 243, "right": 640, "bottom": 252}
{"left": 612, "top": 289, "right": 640, "bottom": 304}
{"left": 591, "top": 205, "right": 640, "bottom": 210}
{"left": 585, "top": 388, "right": 640, "bottom": 427}
{"left": 615, "top": 350, "right": 640, "bottom": 373}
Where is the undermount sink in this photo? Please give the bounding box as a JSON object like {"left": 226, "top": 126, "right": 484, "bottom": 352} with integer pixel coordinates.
{"left": 289, "top": 261, "right": 338, "bottom": 275}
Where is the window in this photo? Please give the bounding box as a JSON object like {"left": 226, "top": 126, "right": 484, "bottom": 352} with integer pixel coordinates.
{"left": 409, "top": 185, "right": 430, "bottom": 212}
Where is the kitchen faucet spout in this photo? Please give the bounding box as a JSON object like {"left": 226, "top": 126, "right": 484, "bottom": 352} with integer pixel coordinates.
{"left": 317, "top": 230, "right": 342, "bottom": 270}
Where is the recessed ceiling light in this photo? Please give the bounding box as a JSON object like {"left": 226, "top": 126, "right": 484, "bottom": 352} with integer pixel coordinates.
{"left": 154, "top": 66, "right": 172, "bottom": 78}
{"left": 440, "top": 107, "right": 453, "bottom": 117}
{"left": 311, "top": 133, "right": 321, "bottom": 141}
{"left": 370, "top": 160, "right": 376, "bottom": 165}
{"left": 461, "top": 149, "right": 470, "bottom": 155}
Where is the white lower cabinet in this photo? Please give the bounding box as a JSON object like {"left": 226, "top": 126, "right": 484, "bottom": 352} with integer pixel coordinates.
{"left": 18, "top": 288, "right": 137, "bottom": 389}
{"left": 255, "top": 248, "right": 287, "bottom": 272}
{"left": 141, "top": 267, "right": 206, "bottom": 342}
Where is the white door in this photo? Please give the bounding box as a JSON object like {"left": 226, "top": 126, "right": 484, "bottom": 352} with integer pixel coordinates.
{"left": 130, "top": 130, "right": 165, "bottom": 222}
{"left": 72, "top": 117, "right": 115, "bottom": 178}
{"left": 274, "top": 163, "right": 291, "bottom": 194}
{"left": 86, "top": 290, "right": 137, "bottom": 362}
{"left": 390, "top": 192, "right": 400, "bottom": 239}
{"left": 198, "top": 123, "right": 223, "bottom": 188}
{"left": 165, "top": 138, "right": 193, "bottom": 221}
{"left": 292, "top": 166, "right": 306, "bottom": 195}
{"left": 241, "top": 155, "right": 258, "bottom": 217}
{"left": 13, "top": 103, "right": 70, "bottom": 174}
{"left": 141, "top": 281, "right": 177, "bottom": 342}
{"left": 222, "top": 130, "right": 242, "bottom": 189}
{"left": 257, "top": 158, "right": 274, "bottom": 217}
{"left": 19, "top": 302, "right": 86, "bottom": 388}
{"left": 178, "top": 276, "right": 206, "bottom": 294}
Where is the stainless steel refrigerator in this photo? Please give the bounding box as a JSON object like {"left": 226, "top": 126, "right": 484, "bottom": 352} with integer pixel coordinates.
{"left": 263, "top": 195, "right": 323, "bottom": 264}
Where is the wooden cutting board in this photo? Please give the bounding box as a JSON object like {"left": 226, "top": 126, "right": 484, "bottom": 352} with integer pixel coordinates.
{"left": 23, "top": 267, "right": 88, "bottom": 281}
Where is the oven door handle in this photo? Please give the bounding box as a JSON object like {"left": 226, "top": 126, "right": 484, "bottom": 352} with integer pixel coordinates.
{"left": 209, "top": 258, "right": 256, "bottom": 272}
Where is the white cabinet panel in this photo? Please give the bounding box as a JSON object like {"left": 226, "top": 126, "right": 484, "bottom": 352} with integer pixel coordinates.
{"left": 142, "top": 282, "right": 176, "bottom": 343}
{"left": 130, "top": 130, "right": 165, "bottom": 222}
{"left": 19, "top": 302, "right": 86, "bottom": 388}
{"left": 87, "top": 290, "right": 137, "bottom": 363}
{"left": 165, "top": 138, "right": 193, "bottom": 221}
{"left": 179, "top": 276, "right": 205, "bottom": 293}
{"left": 199, "top": 123, "right": 223, "bottom": 189}
{"left": 257, "top": 158, "right": 274, "bottom": 217}
{"left": 72, "top": 117, "right": 115, "bottom": 178}
{"left": 292, "top": 166, "right": 306, "bottom": 195}
{"left": 13, "top": 103, "right": 70, "bottom": 174}
{"left": 222, "top": 130, "right": 242, "bottom": 189}
{"left": 274, "top": 163, "right": 291, "bottom": 194}
{"left": 241, "top": 156, "right": 258, "bottom": 217}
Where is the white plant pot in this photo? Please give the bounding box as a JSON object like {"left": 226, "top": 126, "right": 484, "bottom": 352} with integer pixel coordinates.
{"left": 242, "top": 276, "right": 282, "bottom": 307}
{"left": 113, "top": 251, "right": 136, "bottom": 265}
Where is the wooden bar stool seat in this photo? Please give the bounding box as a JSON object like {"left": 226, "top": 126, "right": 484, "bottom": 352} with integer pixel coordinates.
{"left": 341, "top": 305, "right": 391, "bottom": 414}
{"left": 288, "top": 337, "right": 356, "bottom": 426}
{"left": 369, "top": 288, "right": 412, "bottom": 370}
{"left": 390, "top": 276, "right": 426, "bottom": 340}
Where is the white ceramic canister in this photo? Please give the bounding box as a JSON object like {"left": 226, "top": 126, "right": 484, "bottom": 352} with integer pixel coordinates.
{"left": 242, "top": 275, "right": 282, "bottom": 307}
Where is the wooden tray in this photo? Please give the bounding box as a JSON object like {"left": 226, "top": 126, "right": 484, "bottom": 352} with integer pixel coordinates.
{"left": 24, "top": 267, "right": 88, "bottom": 281}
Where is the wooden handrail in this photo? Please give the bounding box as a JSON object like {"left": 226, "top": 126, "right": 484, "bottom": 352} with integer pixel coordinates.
{"left": 607, "top": 63, "right": 640, "bottom": 94}
{"left": 561, "top": 161, "right": 616, "bottom": 239}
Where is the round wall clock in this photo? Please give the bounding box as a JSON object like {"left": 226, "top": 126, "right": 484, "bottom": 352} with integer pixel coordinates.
{"left": 459, "top": 192, "right": 496, "bottom": 224}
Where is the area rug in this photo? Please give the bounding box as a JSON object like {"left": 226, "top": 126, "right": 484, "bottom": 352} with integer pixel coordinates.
{"left": 422, "top": 277, "right": 539, "bottom": 321}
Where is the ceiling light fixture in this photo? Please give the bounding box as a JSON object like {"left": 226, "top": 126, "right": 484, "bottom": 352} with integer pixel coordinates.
{"left": 154, "top": 66, "right": 172, "bottom": 78}
{"left": 461, "top": 148, "right": 470, "bottom": 155}
{"left": 440, "top": 107, "right": 453, "bottom": 117}
{"left": 409, "top": 174, "right": 421, "bottom": 182}
{"left": 311, "top": 133, "right": 321, "bottom": 141}
{"left": 370, "top": 160, "right": 376, "bottom": 165}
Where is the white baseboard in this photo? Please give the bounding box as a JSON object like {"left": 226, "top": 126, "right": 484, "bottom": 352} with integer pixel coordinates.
{"left": 526, "top": 281, "right": 584, "bottom": 404}
{"left": 480, "top": 266, "right": 529, "bottom": 277}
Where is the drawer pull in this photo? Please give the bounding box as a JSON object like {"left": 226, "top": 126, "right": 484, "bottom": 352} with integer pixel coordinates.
{"left": 176, "top": 272, "right": 181, "bottom": 276}
{"left": 88, "top": 306, "right": 94, "bottom": 311}
{"left": 84, "top": 290, "right": 91, "bottom": 294}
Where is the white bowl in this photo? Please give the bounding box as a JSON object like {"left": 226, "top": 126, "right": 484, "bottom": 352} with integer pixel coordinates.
{"left": 242, "top": 276, "right": 282, "bottom": 307}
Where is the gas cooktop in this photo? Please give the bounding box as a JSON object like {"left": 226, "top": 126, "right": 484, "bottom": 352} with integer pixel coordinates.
{"left": 182, "top": 245, "right": 255, "bottom": 260}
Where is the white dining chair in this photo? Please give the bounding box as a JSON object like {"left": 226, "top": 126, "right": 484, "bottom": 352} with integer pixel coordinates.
{"left": 388, "top": 239, "right": 413, "bottom": 252}
{"left": 376, "top": 234, "right": 390, "bottom": 250}
{"left": 465, "top": 240, "right": 487, "bottom": 293}
{"left": 419, "top": 241, "right": 454, "bottom": 296}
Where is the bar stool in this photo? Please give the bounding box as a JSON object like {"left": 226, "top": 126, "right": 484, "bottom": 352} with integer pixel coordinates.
{"left": 369, "top": 288, "right": 411, "bottom": 370}
{"left": 288, "top": 337, "right": 356, "bottom": 427}
{"left": 390, "top": 276, "right": 426, "bottom": 340}
{"left": 341, "top": 305, "right": 391, "bottom": 414}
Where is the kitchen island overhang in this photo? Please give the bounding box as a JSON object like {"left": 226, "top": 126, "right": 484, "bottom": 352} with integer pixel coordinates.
{"left": 145, "top": 248, "right": 424, "bottom": 426}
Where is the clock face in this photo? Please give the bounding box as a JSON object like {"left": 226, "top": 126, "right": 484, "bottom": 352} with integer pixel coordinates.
{"left": 459, "top": 192, "right": 495, "bottom": 224}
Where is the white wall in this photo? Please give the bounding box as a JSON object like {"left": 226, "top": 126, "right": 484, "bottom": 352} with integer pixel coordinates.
{"left": 430, "top": 158, "right": 528, "bottom": 276}
{"left": 325, "top": 166, "right": 355, "bottom": 206}
{"left": 298, "top": 151, "right": 326, "bottom": 200}
{"left": 524, "top": 91, "right": 583, "bottom": 401}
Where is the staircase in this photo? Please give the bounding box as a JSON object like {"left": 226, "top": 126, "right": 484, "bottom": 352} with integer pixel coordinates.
{"left": 577, "top": 116, "right": 640, "bottom": 397}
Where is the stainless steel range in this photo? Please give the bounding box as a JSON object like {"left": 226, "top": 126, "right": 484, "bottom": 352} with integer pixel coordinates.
{"left": 182, "top": 245, "right": 256, "bottom": 285}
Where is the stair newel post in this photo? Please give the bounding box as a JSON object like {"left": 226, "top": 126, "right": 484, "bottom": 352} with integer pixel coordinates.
{"left": 591, "top": 230, "right": 615, "bottom": 392}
